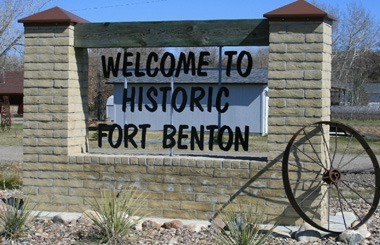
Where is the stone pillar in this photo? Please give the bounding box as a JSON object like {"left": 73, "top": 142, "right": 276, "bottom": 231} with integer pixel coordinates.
{"left": 264, "top": 1, "right": 333, "bottom": 224}
{"left": 19, "top": 7, "right": 89, "bottom": 210}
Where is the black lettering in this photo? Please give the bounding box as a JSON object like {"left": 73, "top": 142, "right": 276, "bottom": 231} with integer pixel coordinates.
{"left": 102, "top": 52, "right": 121, "bottom": 78}
{"left": 177, "top": 125, "right": 189, "bottom": 150}
{"left": 160, "top": 87, "right": 171, "bottom": 112}
{"left": 237, "top": 51, "right": 252, "bottom": 77}
{"left": 163, "top": 125, "right": 176, "bottom": 148}
{"left": 139, "top": 124, "right": 151, "bottom": 149}
{"left": 145, "top": 87, "right": 158, "bottom": 112}
{"left": 175, "top": 52, "right": 196, "bottom": 77}
{"left": 224, "top": 51, "right": 237, "bottom": 76}
{"left": 207, "top": 87, "right": 213, "bottom": 112}
{"left": 97, "top": 123, "right": 109, "bottom": 147}
{"left": 206, "top": 125, "right": 218, "bottom": 151}
{"left": 218, "top": 125, "right": 233, "bottom": 151}
{"left": 134, "top": 52, "right": 145, "bottom": 77}
{"left": 124, "top": 124, "right": 138, "bottom": 148}
{"left": 197, "top": 51, "right": 210, "bottom": 76}
{"left": 216, "top": 87, "right": 229, "bottom": 113}
{"left": 122, "top": 52, "right": 133, "bottom": 77}
{"left": 172, "top": 87, "right": 187, "bottom": 112}
{"left": 190, "top": 87, "right": 205, "bottom": 112}
{"left": 161, "top": 52, "right": 175, "bottom": 77}
{"left": 122, "top": 87, "right": 135, "bottom": 112}
{"left": 190, "top": 125, "right": 204, "bottom": 150}
{"left": 235, "top": 126, "right": 249, "bottom": 151}
{"left": 108, "top": 124, "right": 122, "bottom": 148}
{"left": 146, "top": 52, "right": 159, "bottom": 77}
{"left": 138, "top": 86, "right": 143, "bottom": 111}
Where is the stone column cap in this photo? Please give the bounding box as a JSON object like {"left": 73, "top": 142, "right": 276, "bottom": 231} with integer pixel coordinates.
{"left": 263, "top": 0, "right": 334, "bottom": 21}
{"left": 18, "top": 6, "right": 89, "bottom": 24}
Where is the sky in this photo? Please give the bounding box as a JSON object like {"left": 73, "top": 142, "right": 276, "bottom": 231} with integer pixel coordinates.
{"left": 43, "top": 0, "right": 380, "bottom": 23}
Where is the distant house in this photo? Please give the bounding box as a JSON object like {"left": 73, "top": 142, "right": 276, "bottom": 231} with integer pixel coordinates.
{"left": 106, "top": 68, "right": 269, "bottom": 134}
{"left": 0, "top": 71, "right": 24, "bottom": 114}
{"left": 364, "top": 83, "right": 380, "bottom": 105}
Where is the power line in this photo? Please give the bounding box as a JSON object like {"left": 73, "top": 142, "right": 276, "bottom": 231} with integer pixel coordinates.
{"left": 68, "top": 0, "right": 168, "bottom": 13}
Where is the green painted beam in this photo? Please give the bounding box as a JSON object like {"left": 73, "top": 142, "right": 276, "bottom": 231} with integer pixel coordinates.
{"left": 74, "top": 19, "right": 269, "bottom": 48}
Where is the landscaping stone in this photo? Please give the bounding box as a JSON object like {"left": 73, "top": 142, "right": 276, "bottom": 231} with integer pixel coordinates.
{"left": 163, "top": 220, "right": 183, "bottom": 229}
{"left": 52, "top": 215, "right": 66, "bottom": 225}
{"left": 142, "top": 220, "right": 163, "bottom": 230}
{"left": 210, "top": 217, "right": 226, "bottom": 231}
{"left": 337, "top": 230, "right": 365, "bottom": 244}
{"left": 351, "top": 220, "right": 371, "bottom": 238}
{"left": 294, "top": 223, "right": 322, "bottom": 243}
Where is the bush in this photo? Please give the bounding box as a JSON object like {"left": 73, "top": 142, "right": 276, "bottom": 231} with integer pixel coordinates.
{"left": 213, "top": 203, "right": 276, "bottom": 245}
{"left": 86, "top": 186, "right": 148, "bottom": 243}
{"left": 0, "top": 197, "right": 38, "bottom": 239}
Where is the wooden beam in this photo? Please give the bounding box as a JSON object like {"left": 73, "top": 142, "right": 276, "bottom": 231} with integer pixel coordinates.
{"left": 74, "top": 19, "right": 269, "bottom": 48}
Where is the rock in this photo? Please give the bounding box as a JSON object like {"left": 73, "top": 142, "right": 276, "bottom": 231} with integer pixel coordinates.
{"left": 298, "top": 222, "right": 315, "bottom": 232}
{"left": 186, "top": 223, "right": 206, "bottom": 233}
{"left": 77, "top": 210, "right": 99, "bottom": 225}
{"left": 52, "top": 215, "right": 66, "bottom": 225}
{"left": 210, "top": 217, "right": 225, "bottom": 231}
{"left": 338, "top": 230, "right": 365, "bottom": 245}
{"left": 142, "top": 220, "right": 163, "bottom": 230}
{"left": 351, "top": 220, "right": 372, "bottom": 238}
{"left": 163, "top": 220, "right": 183, "bottom": 229}
{"left": 294, "top": 223, "right": 322, "bottom": 243}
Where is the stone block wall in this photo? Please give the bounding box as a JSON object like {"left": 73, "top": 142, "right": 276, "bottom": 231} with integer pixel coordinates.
{"left": 266, "top": 20, "right": 332, "bottom": 224}
{"left": 20, "top": 10, "right": 332, "bottom": 225}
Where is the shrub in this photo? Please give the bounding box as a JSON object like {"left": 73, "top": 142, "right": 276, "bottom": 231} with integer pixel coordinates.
{"left": 86, "top": 186, "right": 147, "bottom": 243}
{"left": 213, "top": 203, "right": 276, "bottom": 245}
{"left": 0, "top": 197, "right": 38, "bottom": 239}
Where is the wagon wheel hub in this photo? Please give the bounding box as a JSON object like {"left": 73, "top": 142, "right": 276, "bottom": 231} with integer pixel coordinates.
{"left": 322, "top": 168, "right": 341, "bottom": 185}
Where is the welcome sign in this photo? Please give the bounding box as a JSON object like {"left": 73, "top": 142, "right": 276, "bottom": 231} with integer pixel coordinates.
{"left": 98, "top": 50, "right": 258, "bottom": 152}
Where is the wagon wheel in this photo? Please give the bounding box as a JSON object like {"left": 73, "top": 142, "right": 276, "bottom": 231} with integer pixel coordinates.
{"left": 282, "top": 121, "right": 380, "bottom": 233}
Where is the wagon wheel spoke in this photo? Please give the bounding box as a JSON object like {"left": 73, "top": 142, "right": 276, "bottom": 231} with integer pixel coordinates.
{"left": 340, "top": 180, "right": 372, "bottom": 205}
{"left": 291, "top": 144, "right": 322, "bottom": 169}
{"left": 336, "top": 134, "right": 354, "bottom": 169}
{"left": 287, "top": 161, "right": 319, "bottom": 173}
{"left": 335, "top": 183, "right": 364, "bottom": 225}
{"left": 319, "top": 124, "right": 332, "bottom": 169}
{"left": 302, "top": 129, "right": 328, "bottom": 172}
{"left": 334, "top": 183, "right": 348, "bottom": 229}
{"left": 331, "top": 125, "right": 338, "bottom": 167}
{"left": 310, "top": 183, "right": 329, "bottom": 221}
{"left": 339, "top": 149, "right": 367, "bottom": 170}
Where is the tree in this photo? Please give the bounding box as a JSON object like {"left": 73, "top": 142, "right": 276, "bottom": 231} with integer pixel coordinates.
{"left": 0, "top": 0, "right": 49, "bottom": 69}
{"left": 313, "top": 0, "right": 380, "bottom": 105}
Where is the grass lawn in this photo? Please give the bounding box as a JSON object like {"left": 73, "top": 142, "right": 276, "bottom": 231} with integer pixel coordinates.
{"left": 0, "top": 123, "right": 23, "bottom": 146}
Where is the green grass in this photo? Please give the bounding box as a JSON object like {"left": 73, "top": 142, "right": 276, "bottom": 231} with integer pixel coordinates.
{"left": 0, "top": 162, "right": 22, "bottom": 190}
{"left": 0, "top": 123, "right": 23, "bottom": 146}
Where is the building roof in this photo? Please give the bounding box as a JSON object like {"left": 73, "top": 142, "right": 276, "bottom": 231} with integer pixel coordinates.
{"left": 18, "top": 6, "right": 89, "bottom": 24}
{"left": 0, "top": 71, "right": 24, "bottom": 95}
{"left": 263, "top": 0, "right": 334, "bottom": 21}
{"left": 107, "top": 68, "right": 268, "bottom": 85}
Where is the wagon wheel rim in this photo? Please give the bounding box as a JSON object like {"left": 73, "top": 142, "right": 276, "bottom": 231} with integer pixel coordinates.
{"left": 282, "top": 121, "right": 380, "bottom": 233}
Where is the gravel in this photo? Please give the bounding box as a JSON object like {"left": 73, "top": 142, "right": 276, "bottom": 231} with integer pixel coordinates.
{"left": 0, "top": 196, "right": 378, "bottom": 244}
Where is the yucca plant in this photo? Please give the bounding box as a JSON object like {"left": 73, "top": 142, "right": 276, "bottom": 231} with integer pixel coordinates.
{"left": 86, "top": 186, "right": 147, "bottom": 243}
{"left": 0, "top": 197, "right": 37, "bottom": 239}
{"left": 213, "top": 203, "right": 276, "bottom": 245}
